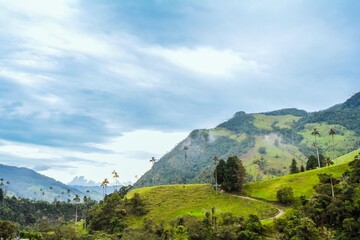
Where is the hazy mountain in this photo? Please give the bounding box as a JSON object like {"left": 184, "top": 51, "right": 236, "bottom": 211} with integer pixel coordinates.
{"left": 135, "top": 92, "right": 360, "bottom": 187}
{"left": 0, "top": 164, "right": 91, "bottom": 201}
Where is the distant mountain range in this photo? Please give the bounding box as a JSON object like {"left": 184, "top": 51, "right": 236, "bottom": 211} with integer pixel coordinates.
{"left": 135, "top": 92, "right": 360, "bottom": 187}
{"left": 0, "top": 164, "right": 105, "bottom": 201}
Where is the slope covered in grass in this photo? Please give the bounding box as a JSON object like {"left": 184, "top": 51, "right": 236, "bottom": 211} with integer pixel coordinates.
{"left": 243, "top": 148, "right": 359, "bottom": 201}
{"left": 126, "top": 184, "right": 278, "bottom": 227}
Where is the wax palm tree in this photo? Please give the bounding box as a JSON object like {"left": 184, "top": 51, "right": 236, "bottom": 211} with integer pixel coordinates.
{"left": 311, "top": 128, "right": 321, "bottom": 168}
{"left": 329, "top": 128, "right": 337, "bottom": 164}
{"left": 149, "top": 157, "right": 157, "bottom": 186}
{"left": 101, "top": 178, "right": 109, "bottom": 198}
{"left": 213, "top": 156, "right": 219, "bottom": 195}
{"left": 73, "top": 194, "right": 81, "bottom": 222}
{"left": 112, "top": 170, "right": 120, "bottom": 191}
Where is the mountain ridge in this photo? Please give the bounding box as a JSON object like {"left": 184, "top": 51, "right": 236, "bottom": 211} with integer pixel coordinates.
{"left": 135, "top": 92, "right": 360, "bottom": 187}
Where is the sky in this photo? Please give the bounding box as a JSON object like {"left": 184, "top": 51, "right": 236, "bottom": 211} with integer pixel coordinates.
{"left": 0, "top": 0, "right": 359, "bottom": 185}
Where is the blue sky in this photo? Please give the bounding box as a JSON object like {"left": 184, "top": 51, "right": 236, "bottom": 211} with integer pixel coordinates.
{"left": 0, "top": 0, "right": 359, "bottom": 184}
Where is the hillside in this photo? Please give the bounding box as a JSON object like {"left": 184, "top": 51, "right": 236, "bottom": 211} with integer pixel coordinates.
{"left": 135, "top": 93, "right": 360, "bottom": 187}
{"left": 0, "top": 164, "right": 97, "bottom": 201}
{"left": 243, "top": 148, "right": 360, "bottom": 201}
{"left": 125, "top": 184, "right": 278, "bottom": 228}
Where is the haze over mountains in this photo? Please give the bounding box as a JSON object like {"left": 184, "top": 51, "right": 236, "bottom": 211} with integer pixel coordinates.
{"left": 135, "top": 92, "right": 360, "bottom": 187}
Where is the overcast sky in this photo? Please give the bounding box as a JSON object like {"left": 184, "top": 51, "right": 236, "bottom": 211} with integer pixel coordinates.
{"left": 0, "top": 0, "right": 359, "bottom": 184}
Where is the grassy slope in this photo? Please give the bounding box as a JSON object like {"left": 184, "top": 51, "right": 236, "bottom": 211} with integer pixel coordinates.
{"left": 243, "top": 148, "right": 360, "bottom": 201}
{"left": 299, "top": 122, "right": 357, "bottom": 157}
{"left": 125, "top": 184, "right": 278, "bottom": 228}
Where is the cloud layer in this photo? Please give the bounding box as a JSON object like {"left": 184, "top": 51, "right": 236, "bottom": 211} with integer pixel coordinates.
{"left": 0, "top": 0, "right": 359, "bottom": 182}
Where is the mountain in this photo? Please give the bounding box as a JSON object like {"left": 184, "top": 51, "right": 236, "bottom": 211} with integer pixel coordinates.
{"left": 0, "top": 164, "right": 90, "bottom": 201}
{"left": 135, "top": 92, "right": 360, "bottom": 187}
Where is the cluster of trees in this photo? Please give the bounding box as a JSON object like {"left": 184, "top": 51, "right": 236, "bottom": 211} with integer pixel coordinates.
{"left": 275, "top": 154, "right": 360, "bottom": 239}
{"left": 87, "top": 192, "right": 147, "bottom": 236}
{"left": 121, "top": 211, "right": 265, "bottom": 240}
{"left": 214, "top": 156, "right": 246, "bottom": 192}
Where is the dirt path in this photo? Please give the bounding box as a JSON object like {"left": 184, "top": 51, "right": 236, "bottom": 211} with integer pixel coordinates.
{"left": 232, "top": 194, "right": 285, "bottom": 220}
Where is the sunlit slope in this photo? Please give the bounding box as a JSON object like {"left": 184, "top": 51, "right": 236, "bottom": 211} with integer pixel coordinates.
{"left": 126, "top": 184, "right": 278, "bottom": 227}
{"left": 243, "top": 148, "right": 359, "bottom": 201}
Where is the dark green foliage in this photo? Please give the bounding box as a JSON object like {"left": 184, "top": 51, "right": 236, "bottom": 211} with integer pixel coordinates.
{"left": 128, "top": 193, "right": 147, "bottom": 216}
{"left": 215, "top": 159, "right": 226, "bottom": 185}
{"left": 348, "top": 158, "right": 360, "bottom": 183}
{"left": 88, "top": 193, "right": 127, "bottom": 234}
{"left": 119, "top": 185, "right": 133, "bottom": 198}
{"left": 290, "top": 159, "right": 299, "bottom": 174}
{"left": 19, "top": 230, "right": 43, "bottom": 240}
{"left": 217, "top": 111, "right": 264, "bottom": 135}
{"left": 276, "top": 187, "right": 294, "bottom": 204}
{"left": 0, "top": 188, "right": 3, "bottom": 204}
{"left": 306, "top": 154, "right": 326, "bottom": 170}
{"left": 0, "top": 196, "right": 91, "bottom": 226}
{"left": 0, "top": 220, "right": 17, "bottom": 239}
{"left": 222, "top": 156, "right": 246, "bottom": 192}
{"left": 274, "top": 210, "right": 320, "bottom": 240}
{"left": 300, "top": 165, "right": 305, "bottom": 172}
{"left": 88, "top": 192, "right": 147, "bottom": 235}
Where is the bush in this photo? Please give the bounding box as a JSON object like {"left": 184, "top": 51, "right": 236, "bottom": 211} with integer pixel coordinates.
{"left": 277, "top": 187, "right": 294, "bottom": 205}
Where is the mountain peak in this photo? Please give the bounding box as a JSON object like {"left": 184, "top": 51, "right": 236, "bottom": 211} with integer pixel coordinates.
{"left": 342, "top": 92, "right": 360, "bottom": 109}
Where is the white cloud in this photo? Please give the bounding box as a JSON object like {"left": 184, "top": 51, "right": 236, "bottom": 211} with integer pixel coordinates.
{"left": 0, "top": 68, "right": 53, "bottom": 86}
{"left": 106, "top": 63, "right": 162, "bottom": 89}
{"left": 0, "top": 0, "right": 77, "bottom": 19}
{"left": 146, "top": 46, "right": 262, "bottom": 77}
{"left": 9, "top": 51, "right": 58, "bottom": 70}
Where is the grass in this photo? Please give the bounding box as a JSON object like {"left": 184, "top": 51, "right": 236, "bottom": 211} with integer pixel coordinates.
{"left": 299, "top": 122, "right": 357, "bottom": 157}
{"left": 243, "top": 148, "right": 359, "bottom": 201}
{"left": 241, "top": 134, "right": 307, "bottom": 181}
{"left": 252, "top": 114, "right": 300, "bottom": 131}
{"left": 125, "top": 184, "right": 278, "bottom": 228}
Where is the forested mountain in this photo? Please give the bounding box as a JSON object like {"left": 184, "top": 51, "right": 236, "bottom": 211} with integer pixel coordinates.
{"left": 0, "top": 164, "right": 99, "bottom": 201}
{"left": 135, "top": 92, "right": 360, "bottom": 187}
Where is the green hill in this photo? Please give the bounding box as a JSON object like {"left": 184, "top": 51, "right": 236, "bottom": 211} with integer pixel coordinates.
{"left": 243, "top": 148, "right": 360, "bottom": 201}
{"left": 135, "top": 93, "right": 360, "bottom": 187}
{"left": 125, "top": 184, "right": 278, "bottom": 228}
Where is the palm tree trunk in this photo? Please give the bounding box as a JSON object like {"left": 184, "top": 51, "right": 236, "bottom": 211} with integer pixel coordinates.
{"left": 315, "top": 136, "right": 321, "bottom": 168}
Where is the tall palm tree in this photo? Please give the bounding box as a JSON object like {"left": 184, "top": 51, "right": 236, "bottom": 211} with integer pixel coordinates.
{"left": 329, "top": 128, "right": 336, "bottom": 164}
{"left": 73, "top": 194, "right": 81, "bottom": 222}
{"left": 112, "top": 170, "right": 120, "bottom": 191}
{"left": 149, "top": 157, "right": 157, "bottom": 186}
{"left": 311, "top": 128, "right": 321, "bottom": 168}
{"left": 101, "top": 178, "right": 109, "bottom": 198}
{"left": 213, "top": 156, "right": 219, "bottom": 195}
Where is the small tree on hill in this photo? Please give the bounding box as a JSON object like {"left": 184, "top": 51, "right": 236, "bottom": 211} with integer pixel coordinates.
{"left": 300, "top": 165, "right": 305, "bottom": 172}
{"left": 306, "top": 154, "right": 326, "bottom": 170}
{"left": 277, "top": 187, "right": 294, "bottom": 205}
{"left": 222, "top": 156, "right": 246, "bottom": 192}
{"left": 215, "top": 159, "right": 226, "bottom": 186}
{"left": 290, "top": 159, "right": 299, "bottom": 174}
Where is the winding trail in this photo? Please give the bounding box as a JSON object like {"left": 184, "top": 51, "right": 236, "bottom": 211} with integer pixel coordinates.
{"left": 232, "top": 194, "right": 285, "bottom": 220}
